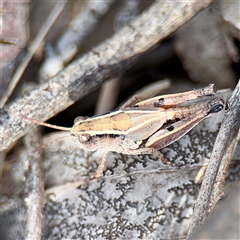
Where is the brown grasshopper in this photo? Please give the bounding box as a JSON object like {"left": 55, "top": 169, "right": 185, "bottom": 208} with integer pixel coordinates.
{"left": 21, "top": 84, "right": 225, "bottom": 178}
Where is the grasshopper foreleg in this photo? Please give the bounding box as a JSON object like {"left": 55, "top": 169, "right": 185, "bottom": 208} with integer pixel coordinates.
{"left": 91, "top": 151, "right": 108, "bottom": 178}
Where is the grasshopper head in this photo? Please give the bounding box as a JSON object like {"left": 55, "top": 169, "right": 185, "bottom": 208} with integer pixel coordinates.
{"left": 71, "top": 116, "right": 90, "bottom": 142}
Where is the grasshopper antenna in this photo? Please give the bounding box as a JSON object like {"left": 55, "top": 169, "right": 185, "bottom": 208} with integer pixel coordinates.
{"left": 19, "top": 115, "right": 71, "bottom": 131}
{"left": 33, "top": 135, "right": 74, "bottom": 152}
{"left": 19, "top": 115, "right": 75, "bottom": 152}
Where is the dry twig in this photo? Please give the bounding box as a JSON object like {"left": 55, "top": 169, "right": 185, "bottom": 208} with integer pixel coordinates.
{"left": 188, "top": 79, "right": 240, "bottom": 235}
{"left": 0, "top": 0, "right": 212, "bottom": 152}
{"left": 24, "top": 128, "right": 45, "bottom": 240}
{"left": 40, "top": 1, "right": 115, "bottom": 80}
{"left": 0, "top": 2, "right": 67, "bottom": 107}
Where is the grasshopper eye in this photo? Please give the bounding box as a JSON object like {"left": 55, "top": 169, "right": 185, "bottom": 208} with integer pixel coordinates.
{"left": 79, "top": 133, "right": 91, "bottom": 142}
{"left": 74, "top": 116, "right": 86, "bottom": 125}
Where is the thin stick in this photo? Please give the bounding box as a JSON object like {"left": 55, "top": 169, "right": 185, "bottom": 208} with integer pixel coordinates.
{"left": 20, "top": 115, "right": 71, "bottom": 131}
{"left": 188, "top": 79, "right": 240, "bottom": 236}
{"left": 24, "top": 128, "right": 44, "bottom": 240}
{"left": 0, "top": 1, "right": 67, "bottom": 107}
{"left": 95, "top": 77, "right": 122, "bottom": 114}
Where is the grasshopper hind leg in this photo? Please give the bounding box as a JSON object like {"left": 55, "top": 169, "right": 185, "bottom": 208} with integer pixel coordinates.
{"left": 124, "top": 148, "right": 176, "bottom": 167}
{"left": 120, "top": 95, "right": 142, "bottom": 109}
{"left": 91, "top": 148, "right": 175, "bottom": 179}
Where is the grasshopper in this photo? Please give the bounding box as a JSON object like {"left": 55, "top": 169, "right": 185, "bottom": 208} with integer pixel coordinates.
{"left": 21, "top": 84, "right": 225, "bottom": 178}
